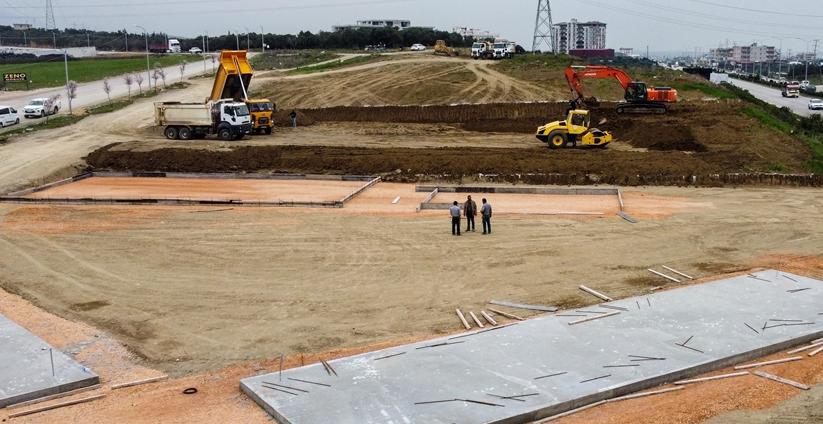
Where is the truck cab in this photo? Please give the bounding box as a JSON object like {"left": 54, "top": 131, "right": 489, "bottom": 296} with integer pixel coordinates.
{"left": 782, "top": 83, "right": 800, "bottom": 98}
{"left": 492, "top": 42, "right": 515, "bottom": 59}
{"left": 246, "top": 99, "right": 275, "bottom": 135}
{"left": 471, "top": 42, "right": 490, "bottom": 59}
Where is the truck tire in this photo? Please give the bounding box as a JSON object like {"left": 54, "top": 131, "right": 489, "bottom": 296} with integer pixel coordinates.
{"left": 218, "top": 127, "right": 233, "bottom": 141}
{"left": 164, "top": 126, "right": 179, "bottom": 140}
{"left": 547, "top": 132, "right": 567, "bottom": 149}
{"left": 178, "top": 127, "right": 192, "bottom": 140}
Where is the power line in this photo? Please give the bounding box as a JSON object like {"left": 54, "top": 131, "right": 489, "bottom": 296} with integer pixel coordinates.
{"left": 628, "top": 0, "right": 822, "bottom": 31}
{"left": 683, "top": 0, "right": 823, "bottom": 18}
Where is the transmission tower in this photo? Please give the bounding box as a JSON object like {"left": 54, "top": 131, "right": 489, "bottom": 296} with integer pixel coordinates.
{"left": 532, "top": 0, "right": 555, "bottom": 53}
{"left": 45, "top": 0, "right": 57, "bottom": 30}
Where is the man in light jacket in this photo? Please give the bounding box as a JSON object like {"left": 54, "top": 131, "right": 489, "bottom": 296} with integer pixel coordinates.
{"left": 450, "top": 201, "right": 461, "bottom": 236}
{"left": 464, "top": 195, "right": 477, "bottom": 233}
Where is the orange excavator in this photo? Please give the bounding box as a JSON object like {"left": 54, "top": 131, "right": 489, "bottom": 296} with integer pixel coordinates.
{"left": 565, "top": 65, "right": 678, "bottom": 114}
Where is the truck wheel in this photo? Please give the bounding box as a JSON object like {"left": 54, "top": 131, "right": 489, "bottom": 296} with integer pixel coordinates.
{"left": 164, "top": 126, "right": 179, "bottom": 140}
{"left": 178, "top": 127, "right": 192, "bottom": 140}
{"left": 218, "top": 127, "right": 233, "bottom": 141}
{"left": 548, "top": 132, "right": 566, "bottom": 149}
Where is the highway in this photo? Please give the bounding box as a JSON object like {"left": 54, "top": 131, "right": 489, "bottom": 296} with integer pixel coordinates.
{"left": 728, "top": 78, "right": 822, "bottom": 117}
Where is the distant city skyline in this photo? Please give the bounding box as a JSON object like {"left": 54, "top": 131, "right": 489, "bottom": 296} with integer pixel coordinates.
{"left": 0, "top": 0, "right": 820, "bottom": 57}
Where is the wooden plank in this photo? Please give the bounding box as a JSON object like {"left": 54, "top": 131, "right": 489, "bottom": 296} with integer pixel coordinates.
{"left": 567, "top": 311, "right": 621, "bottom": 326}
{"left": 480, "top": 310, "right": 498, "bottom": 326}
{"left": 809, "top": 345, "right": 823, "bottom": 357}
{"left": 674, "top": 371, "right": 750, "bottom": 385}
{"left": 455, "top": 309, "right": 471, "bottom": 330}
{"left": 662, "top": 265, "right": 694, "bottom": 280}
{"left": 7, "top": 394, "right": 106, "bottom": 418}
{"left": 488, "top": 300, "right": 558, "bottom": 312}
{"left": 469, "top": 311, "right": 485, "bottom": 328}
{"left": 579, "top": 285, "right": 613, "bottom": 302}
{"left": 487, "top": 308, "right": 525, "bottom": 321}
{"left": 605, "top": 386, "right": 684, "bottom": 403}
{"left": 6, "top": 384, "right": 101, "bottom": 410}
{"left": 536, "top": 400, "right": 607, "bottom": 423}
{"left": 734, "top": 356, "right": 803, "bottom": 370}
{"left": 110, "top": 375, "right": 168, "bottom": 390}
{"left": 648, "top": 269, "right": 681, "bottom": 283}
{"left": 787, "top": 342, "right": 823, "bottom": 355}
{"left": 812, "top": 337, "right": 823, "bottom": 345}
{"left": 753, "top": 371, "right": 810, "bottom": 390}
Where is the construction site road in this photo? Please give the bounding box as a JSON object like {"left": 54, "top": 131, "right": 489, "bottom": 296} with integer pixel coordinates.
{"left": 728, "top": 78, "right": 821, "bottom": 118}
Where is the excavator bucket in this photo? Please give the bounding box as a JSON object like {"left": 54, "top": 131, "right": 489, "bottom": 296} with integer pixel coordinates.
{"left": 209, "top": 50, "right": 254, "bottom": 101}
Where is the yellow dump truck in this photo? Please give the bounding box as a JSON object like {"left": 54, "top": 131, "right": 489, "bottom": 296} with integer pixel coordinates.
{"left": 210, "top": 50, "right": 275, "bottom": 135}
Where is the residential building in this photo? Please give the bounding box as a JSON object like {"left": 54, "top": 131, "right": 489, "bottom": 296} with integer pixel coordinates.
{"left": 453, "top": 27, "right": 499, "bottom": 40}
{"left": 552, "top": 19, "right": 606, "bottom": 54}
{"left": 710, "top": 43, "right": 777, "bottom": 63}
{"left": 333, "top": 19, "right": 420, "bottom": 31}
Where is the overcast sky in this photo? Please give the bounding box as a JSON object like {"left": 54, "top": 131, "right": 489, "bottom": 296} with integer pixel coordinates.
{"left": 2, "top": 0, "right": 821, "bottom": 56}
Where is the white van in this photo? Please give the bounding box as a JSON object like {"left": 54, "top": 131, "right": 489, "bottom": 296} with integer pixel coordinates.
{"left": 0, "top": 106, "right": 20, "bottom": 128}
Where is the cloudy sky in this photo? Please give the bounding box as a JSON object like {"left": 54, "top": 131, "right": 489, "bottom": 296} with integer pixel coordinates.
{"left": 2, "top": 0, "right": 820, "bottom": 56}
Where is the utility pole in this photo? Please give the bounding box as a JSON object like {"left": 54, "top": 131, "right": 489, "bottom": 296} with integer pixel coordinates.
{"left": 235, "top": 33, "right": 239, "bottom": 50}
{"left": 531, "top": 0, "right": 555, "bottom": 53}
{"left": 124, "top": 30, "right": 129, "bottom": 52}
{"left": 136, "top": 26, "right": 151, "bottom": 91}
{"left": 45, "top": 0, "right": 56, "bottom": 30}
{"left": 261, "top": 26, "right": 265, "bottom": 53}
{"left": 202, "top": 35, "right": 207, "bottom": 72}
{"left": 205, "top": 31, "right": 209, "bottom": 53}
{"left": 86, "top": 31, "right": 90, "bottom": 47}
{"left": 52, "top": 32, "right": 56, "bottom": 49}
{"left": 64, "top": 50, "right": 71, "bottom": 114}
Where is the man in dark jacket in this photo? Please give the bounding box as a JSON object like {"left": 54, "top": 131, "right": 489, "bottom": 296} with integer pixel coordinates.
{"left": 464, "top": 195, "right": 477, "bottom": 232}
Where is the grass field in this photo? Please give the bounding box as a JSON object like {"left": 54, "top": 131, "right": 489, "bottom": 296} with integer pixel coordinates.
{"left": 0, "top": 55, "right": 201, "bottom": 90}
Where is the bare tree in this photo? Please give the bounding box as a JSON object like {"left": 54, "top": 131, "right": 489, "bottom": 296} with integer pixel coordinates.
{"left": 45, "top": 94, "right": 61, "bottom": 123}
{"left": 66, "top": 81, "right": 78, "bottom": 114}
{"left": 124, "top": 73, "right": 134, "bottom": 98}
{"left": 135, "top": 72, "right": 144, "bottom": 94}
{"left": 102, "top": 78, "right": 112, "bottom": 103}
{"left": 152, "top": 64, "right": 161, "bottom": 90}
{"left": 179, "top": 61, "right": 187, "bottom": 83}
{"left": 156, "top": 66, "right": 167, "bottom": 88}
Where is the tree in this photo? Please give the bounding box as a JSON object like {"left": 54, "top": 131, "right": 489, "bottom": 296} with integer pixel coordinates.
{"left": 124, "top": 73, "right": 134, "bottom": 98}
{"left": 102, "top": 78, "right": 111, "bottom": 103}
{"left": 135, "top": 72, "right": 144, "bottom": 94}
{"left": 66, "top": 81, "right": 78, "bottom": 114}
{"left": 152, "top": 64, "right": 161, "bottom": 90}
{"left": 179, "top": 61, "right": 187, "bottom": 83}
{"left": 155, "top": 66, "right": 167, "bottom": 88}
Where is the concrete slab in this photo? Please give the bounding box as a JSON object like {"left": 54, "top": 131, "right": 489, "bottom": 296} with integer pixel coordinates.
{"left": 241, "top": 270, "right": 823, "bottom": 424}
{"left": 0, "top": 314, "right": 99, "bottom": 408}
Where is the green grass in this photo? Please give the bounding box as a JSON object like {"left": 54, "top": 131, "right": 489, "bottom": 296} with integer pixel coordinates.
{"left": 0, "top": 114, "right": 87, "bottom": 144}
{"left": 742, "top": 106, "right": 823, "bottom": 173}
{"left": 87, "top": 81, "right": 189, "bottom": 115}
{"left": 0, "top": 55, "right": 202, "bottom": 90}
{"left": 286, "top": 54, "right": 381, "bottom": 75}
{"left": 251, "top": 51, "right": 340, "bottom": 70}
{"left": 672, "top": 82, "right": 736, "bottom": 99}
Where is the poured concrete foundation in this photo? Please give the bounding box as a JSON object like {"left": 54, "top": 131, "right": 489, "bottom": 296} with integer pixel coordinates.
{"left": 0, "top": 314, "right": 99, "bottom": 408}
{"left": 241, "top": 270, "right": 823, "bottom": 424}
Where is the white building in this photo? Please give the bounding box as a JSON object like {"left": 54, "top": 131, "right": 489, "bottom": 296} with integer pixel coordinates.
{"left": 710, "top": 43, "right": 777, "bottom": 63}
{"left": 452, "top": 27, "right": 499, "bottom": 40}
{"left": 333, "top": 19, "right": 414, "bottom": 31}
{"left": 552, "top": 19, "right": 607, "bottom": 54}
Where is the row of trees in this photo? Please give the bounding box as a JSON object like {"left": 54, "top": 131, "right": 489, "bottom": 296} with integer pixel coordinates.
{"left": 111, "top": 61, "right": 189, "bottom": 101}
{"left": 0, "top": 25, "right": 473, "bottom": 54}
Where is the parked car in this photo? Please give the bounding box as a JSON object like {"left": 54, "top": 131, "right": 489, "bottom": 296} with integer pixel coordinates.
{"left": 189, "top": 47, "right": 203, "bottom": 54}
{"left": 23, "top": 97, "right": 60, "bottom": 118}
{"left": 0, "top": 106, "right": 20, "bottom": 128}
{"left": 410, "top": 43, "right": 426, "bottom": 51}
{"left": 809, "top": 99, "right": 823, "bottom": 110}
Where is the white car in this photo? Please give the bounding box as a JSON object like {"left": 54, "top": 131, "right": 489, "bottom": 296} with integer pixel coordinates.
{"left": 189, "top": 47, "right": 203, "bottom": 54}
{"left": 23, "top": 97, "right": 60, "bottom": 118}
{"left": 0, "top": 106, "right": 20, "bottom": 128}
{"left": 809, "top": 99, "right": 823, "bottom": 110}
{"left": 410, "top": 43, "right": 426, "bottom": 51}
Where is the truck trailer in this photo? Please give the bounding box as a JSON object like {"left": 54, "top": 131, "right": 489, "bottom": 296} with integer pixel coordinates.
{"left": 155, "top": 100, "right": 252, "bottom": 140}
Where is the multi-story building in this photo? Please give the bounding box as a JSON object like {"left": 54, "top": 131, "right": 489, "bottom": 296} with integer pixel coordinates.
{"left": 552, "top": 19, "right": 606, "bottom": 54}
{"left": 452, "top": 27, "right": 499, "bottom": 40}
{"left": 333, "top": 19, "right": 415, "bottom": 31}
{"left": 710, "top": 43, "right": 777, "bottom": 63}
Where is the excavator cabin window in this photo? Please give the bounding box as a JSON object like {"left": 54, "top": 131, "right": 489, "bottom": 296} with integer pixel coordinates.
{"left": 625, "top": 82, "right": 648, "bottom": 103}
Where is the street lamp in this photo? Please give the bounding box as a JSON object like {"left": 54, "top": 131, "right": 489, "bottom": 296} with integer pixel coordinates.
{"left": 244, "top": 28, "right": 250, "bottom": 50}
{"left": 136, "top": 26, "right": 152, "bottom": 91}
{"left": 235, "top": 33, "right": 239, "bottom": 50}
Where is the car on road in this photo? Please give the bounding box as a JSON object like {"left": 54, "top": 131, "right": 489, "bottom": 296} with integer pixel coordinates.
{"left": 809, "top": 99, "right": 823, "bottom": 110}
{"left": 23, "top": 97, "right": 60, "bottom": 118}
{"left": 189, "top": 47, "right": 203, "bottom": 54}
{"left": 410, "top": 43, "right": 426, "bottom": 51}
{"left": 0, "top": 106, "right": 20, "bottom": 128}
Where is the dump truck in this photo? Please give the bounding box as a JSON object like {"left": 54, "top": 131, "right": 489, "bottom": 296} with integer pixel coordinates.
{"left": 210, "top": 50, "right": 275, "bottom": 135}
{"left": 492, "top": 41, "right": 516, "bottom": 59}
{"left": 155, "top": 100, "right": 252, "bottom": 141}
{"left": 471, "top": 41, "right": 493, "bottom": 59}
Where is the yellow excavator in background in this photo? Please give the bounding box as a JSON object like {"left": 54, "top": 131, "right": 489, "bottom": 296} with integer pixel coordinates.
{"left": 210, "top": 51, "right": 275, "bottom": 135}
{"left": 433, "top": 40, "right": 459, "bottom": 57}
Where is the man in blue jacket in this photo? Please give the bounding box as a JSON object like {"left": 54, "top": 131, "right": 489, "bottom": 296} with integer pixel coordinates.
{"left": 450, "top": 201, "right": 461, "bottom": 236}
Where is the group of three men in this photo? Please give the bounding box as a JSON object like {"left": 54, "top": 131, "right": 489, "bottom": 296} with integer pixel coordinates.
{"left": 449, "top": 196, "right": 492, "bottom": 236}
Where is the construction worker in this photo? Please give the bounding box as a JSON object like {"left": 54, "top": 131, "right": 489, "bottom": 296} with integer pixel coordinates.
{"left": 449, "top": 201, "right": 461, "bottom": 236}
{"left": 290, "top": 110, "right": 298, "bottom": 128}
{"left": 464, "top": 195, "right": 477, "bottom": 232}
{"left": 481, "top": 198, "right": 492, "bottom": 235}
